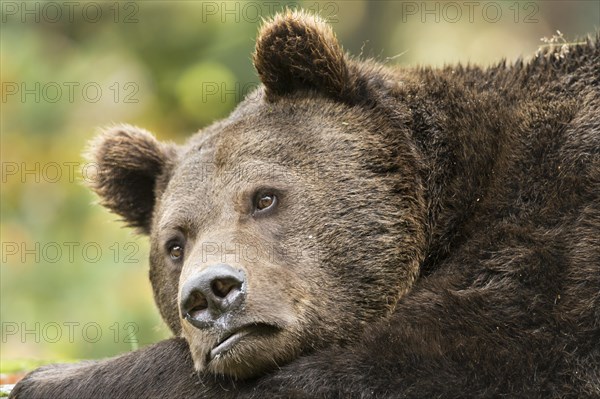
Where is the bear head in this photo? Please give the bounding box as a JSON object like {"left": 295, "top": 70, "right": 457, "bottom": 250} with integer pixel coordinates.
{"left": 87, "top": 11, "right": 427, "bottom": 379}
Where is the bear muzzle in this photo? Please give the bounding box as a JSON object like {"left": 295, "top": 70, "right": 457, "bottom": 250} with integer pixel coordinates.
{"left": 179, "top": 263, "right": 285, "bottom": 368}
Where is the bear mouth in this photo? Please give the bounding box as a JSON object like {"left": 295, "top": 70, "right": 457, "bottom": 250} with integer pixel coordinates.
{"left": 208, "top": 323, "right": 279, "bottom": 361}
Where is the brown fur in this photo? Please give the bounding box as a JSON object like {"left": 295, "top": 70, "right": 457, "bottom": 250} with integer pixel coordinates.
{"left": 11, "top": 11, "right": 599, "bottom": 399}
{"left": 255, "top": 11, "right": 352, "bottom": 101}
{"left": 86, "top": 125, "right": 177, "bottom": 234}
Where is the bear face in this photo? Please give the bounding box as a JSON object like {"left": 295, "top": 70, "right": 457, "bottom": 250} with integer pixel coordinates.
{"left": 89, "top": 12, "right": 426, "bottom": 379}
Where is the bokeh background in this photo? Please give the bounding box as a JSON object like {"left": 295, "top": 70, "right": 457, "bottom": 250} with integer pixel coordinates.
{"left": 1, "top": 0, "right": 598, "bottom": 371}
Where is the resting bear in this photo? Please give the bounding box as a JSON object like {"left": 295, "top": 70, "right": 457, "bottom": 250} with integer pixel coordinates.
{"left": 11, "top": 11, "right": 599, "bottom": 399}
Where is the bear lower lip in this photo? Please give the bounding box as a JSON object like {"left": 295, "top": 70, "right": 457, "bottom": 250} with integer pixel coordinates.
{"left": 209, "top": 329, "right": 251, "bottom": 360}
{"left": 209, "top": 324, "right": 278, "bottom": 361}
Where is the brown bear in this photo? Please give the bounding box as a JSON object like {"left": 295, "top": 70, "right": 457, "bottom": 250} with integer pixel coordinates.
{"left": 10, "top": 11, "right": 599, "bottom": 399}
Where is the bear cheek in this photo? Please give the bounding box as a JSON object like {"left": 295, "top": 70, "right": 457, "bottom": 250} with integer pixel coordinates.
{"left": 247, "top": 263, "right": 304, "bottom": 315}
{"left": 149, "top": 252, "right": 182, "bottom": 335}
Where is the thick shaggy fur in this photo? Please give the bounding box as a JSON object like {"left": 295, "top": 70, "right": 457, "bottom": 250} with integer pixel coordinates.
{"left": 11, "top": 11, "right": 599, "bottom": 399}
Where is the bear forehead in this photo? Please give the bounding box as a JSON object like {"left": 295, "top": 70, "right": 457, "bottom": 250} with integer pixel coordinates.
{"left": 177, "top": 93, "right": 369, "bottom": 174}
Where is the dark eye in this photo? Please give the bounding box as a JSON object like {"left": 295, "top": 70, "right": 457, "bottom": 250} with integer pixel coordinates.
{"left": 169, "top": 244, "right": 184, "bottom": 261}
{"left": 255, "top": 193, "right": 277, "bottom": 213}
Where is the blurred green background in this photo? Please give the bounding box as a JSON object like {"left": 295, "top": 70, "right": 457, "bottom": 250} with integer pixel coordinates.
{"left": 1, "top": 0, "right": 598, "bottom": 368}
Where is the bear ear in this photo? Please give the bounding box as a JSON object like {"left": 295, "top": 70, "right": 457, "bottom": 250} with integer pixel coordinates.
{"left": 253, "top": 10, "right": 360, "bottom": 102}
{"left": 86, "top": 125, "right": 176, "bottom": 235}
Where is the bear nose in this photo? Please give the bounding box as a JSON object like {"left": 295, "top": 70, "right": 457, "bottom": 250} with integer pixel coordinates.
{"left": 180, "top": 263, "right": 246, "bottom": 329}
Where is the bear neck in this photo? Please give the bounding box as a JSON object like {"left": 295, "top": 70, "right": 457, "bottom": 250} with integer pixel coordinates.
{"left": 386, "top": 43, "right": 596, "bottom": 275}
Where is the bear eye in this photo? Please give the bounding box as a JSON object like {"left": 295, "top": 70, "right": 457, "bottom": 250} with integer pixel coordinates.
{"left": 169, "top": 244, "right": 184, "bottom": 261}
{"left": 254, "top": 193, "right": 277, "bottom": 213}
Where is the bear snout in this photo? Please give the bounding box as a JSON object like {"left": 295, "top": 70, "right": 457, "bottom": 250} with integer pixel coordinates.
{"left": 180, "top": 263, "right": 246, "bottom": 329}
